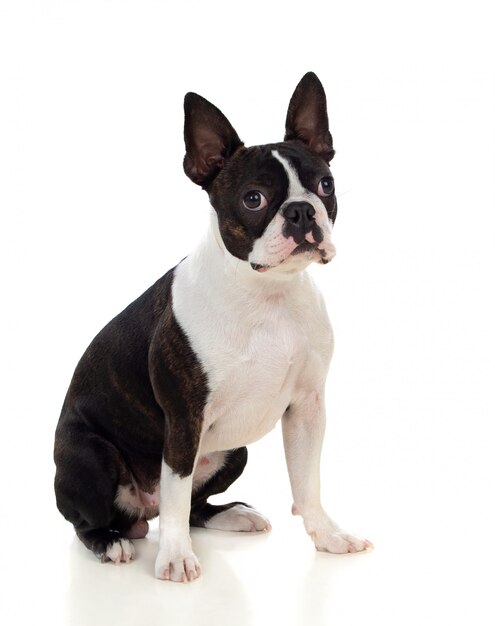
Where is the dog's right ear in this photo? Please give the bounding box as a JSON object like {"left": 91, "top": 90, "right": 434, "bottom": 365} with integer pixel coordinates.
{"left": 183, "top": 93, "right": 244, "bottom": 189}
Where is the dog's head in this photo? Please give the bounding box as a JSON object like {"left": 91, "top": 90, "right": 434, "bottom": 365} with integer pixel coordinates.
{"left": 183, "top": 72, "right": 337, "bottom": 274}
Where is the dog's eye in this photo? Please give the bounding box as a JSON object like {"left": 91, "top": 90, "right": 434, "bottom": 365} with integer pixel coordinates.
{"left": 243, "top": 190, "right": 268, "bottom": 211}
{"left": 318, "top": 176, "right": 334, "bottom": 197}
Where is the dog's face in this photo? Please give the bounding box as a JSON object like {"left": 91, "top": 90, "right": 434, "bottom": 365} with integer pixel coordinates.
{"left": 183, "top": 72, "right": 337, "bottom": 274}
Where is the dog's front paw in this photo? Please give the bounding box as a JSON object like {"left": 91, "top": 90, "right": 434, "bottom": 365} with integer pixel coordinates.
{"left": 312, "top": 528, "right": 373, "bottom": 554}
{"left": 299, "top": 509, "right": 373, "bottom": 554}
{"left": 155, "top": 542, "right": 201, "bottom": 582}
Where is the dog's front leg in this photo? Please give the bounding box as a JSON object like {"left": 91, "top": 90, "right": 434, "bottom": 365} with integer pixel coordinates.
{"left": 154, "top": 459, "right": 201, "bottom": 582}
{"left": 152, "top": 406, "right": 203, "bottom": 582}
{"left": 282, "top": 390, "right": 373, "bottom": 553}
{"left": 149, "top": 320, "right": 206, "bottom": 582}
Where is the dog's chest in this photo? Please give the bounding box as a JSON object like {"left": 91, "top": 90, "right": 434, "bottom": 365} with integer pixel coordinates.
{"left": 201, "top": 300, "right": 307, "bottom": 452}
{"left": 172, "top": 260, "right": 323, "bottom": 454}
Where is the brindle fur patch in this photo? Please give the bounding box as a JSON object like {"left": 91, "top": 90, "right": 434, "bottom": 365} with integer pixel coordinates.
{"left": 149, "top": 276, "right": 209, "bottom": 478}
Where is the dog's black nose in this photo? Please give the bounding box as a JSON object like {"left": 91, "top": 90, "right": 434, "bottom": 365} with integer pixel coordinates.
{"left": 282, "top": 202, "right": 317, "bottom": 244}
{"left": 283, "top": 201, "right": 316, "bottom": 225}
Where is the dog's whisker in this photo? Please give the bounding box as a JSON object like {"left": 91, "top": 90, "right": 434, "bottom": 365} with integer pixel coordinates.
{"left": 336, "top": 188, "right": 353, "bottom": 198}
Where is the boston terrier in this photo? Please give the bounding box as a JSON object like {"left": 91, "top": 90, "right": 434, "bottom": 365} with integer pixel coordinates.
{"left": 54, "top": 72, "right": 372, "bottom": 583}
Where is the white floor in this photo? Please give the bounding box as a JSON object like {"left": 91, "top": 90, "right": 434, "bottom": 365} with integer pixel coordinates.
{"left": 1, "top": 1, "right": 495, "bottom": 625}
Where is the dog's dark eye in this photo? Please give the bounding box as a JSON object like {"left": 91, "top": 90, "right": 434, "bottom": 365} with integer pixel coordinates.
{"left": 243, "top": 190, "right": 268, "bottom": 211}
{"left": 318, "top": 176, "right": 334, "bottom": 197}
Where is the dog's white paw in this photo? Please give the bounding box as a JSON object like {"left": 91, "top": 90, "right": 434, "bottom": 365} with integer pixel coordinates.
{"left": 205, "top": 504, "right": 272, "bottom": 532}
{"left": 312, "top": 528, "right": 373, "bottom": 554}
{"left": 155, "top": 541, "right": 201, "bottom": 582}
{"left": 102, "top": 538, "right": 135, "bottom": 564}
{"left": 297, "top": 507, "right": 373, "bottom": 554}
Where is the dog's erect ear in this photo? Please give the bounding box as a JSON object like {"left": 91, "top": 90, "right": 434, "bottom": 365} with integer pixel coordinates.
{"left": 183, "top": 93, "right": 243, "bottom": 188}
{"left": 285, "top": 72, "right": 334, "bottom": 162}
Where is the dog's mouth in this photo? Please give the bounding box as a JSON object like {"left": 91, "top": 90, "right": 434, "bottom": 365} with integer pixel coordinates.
{"left": 250, "top": 263, "right": 270, "bottom": 273}
{"left": 293, "top": 241, "right": 332, "bottom": 264}
{"left": 250, "top": 243, "right": 331, "bottom": 273}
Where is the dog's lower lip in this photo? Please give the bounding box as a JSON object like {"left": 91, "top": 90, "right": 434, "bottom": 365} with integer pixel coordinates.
{"left": 250, "top": 263, "right": 270, "bottom": 272}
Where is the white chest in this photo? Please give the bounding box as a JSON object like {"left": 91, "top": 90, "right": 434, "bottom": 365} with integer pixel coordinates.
{"left": 172, "top": 232, "right": 332, "bottom": 455}
{"left": 200, "top": 303, "right": 308, "bottom": 452}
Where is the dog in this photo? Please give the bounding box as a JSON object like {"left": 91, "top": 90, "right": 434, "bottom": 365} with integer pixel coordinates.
{"left": 54, "top": 72, "right": 372, "bottom": 583}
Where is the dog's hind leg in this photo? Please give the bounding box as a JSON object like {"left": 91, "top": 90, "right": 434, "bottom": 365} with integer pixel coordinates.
{"left": 76, "top": 527, "right": 136, "bottom": 563}
{"left": 54, "top": 426, "right": 139, "bottom": 563}
{"left": 190, "top": 447, "right": 271, "bottom": 532}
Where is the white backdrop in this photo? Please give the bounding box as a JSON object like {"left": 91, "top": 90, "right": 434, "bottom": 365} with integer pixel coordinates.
{"left": 1, "top": 1, "right": 494, "bottom": 625}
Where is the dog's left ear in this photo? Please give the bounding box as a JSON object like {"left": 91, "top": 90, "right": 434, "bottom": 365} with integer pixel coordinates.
{"left": 285, "top": 72, "right": 335, "bottom": 162}
{"left": 183, "top": 92, "right": 244, "bottom": 189}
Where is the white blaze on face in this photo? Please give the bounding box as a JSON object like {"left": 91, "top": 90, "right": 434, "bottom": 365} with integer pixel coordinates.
{"left": 248, "top": 150, "right": 336, "bottom": 271}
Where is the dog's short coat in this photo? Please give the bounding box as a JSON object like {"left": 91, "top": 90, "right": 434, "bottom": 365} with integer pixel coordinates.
{"left": 54, "top": 72, "right": 372, "bottom": 582}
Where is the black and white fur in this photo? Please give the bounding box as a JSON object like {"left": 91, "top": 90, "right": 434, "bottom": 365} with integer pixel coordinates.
{"left": 54, "top": 72, "right": 372, "bottom": 583}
